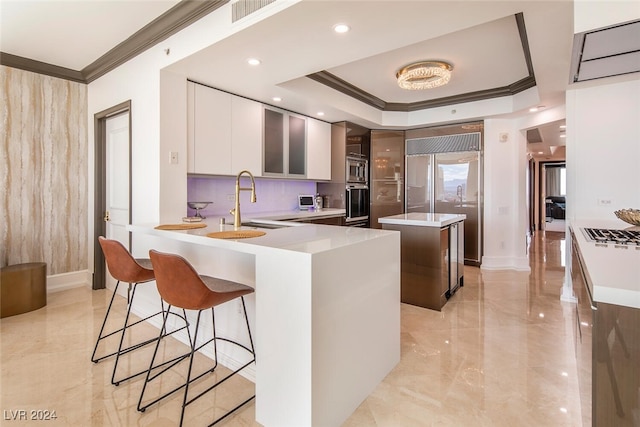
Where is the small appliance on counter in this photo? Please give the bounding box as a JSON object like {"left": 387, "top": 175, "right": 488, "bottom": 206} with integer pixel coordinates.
{"left": 298, "top": 195, "right": 315, "bottom": 210}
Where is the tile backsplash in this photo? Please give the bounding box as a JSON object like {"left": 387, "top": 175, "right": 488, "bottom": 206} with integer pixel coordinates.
{"left": 187, "top": 176, "right": 317, "bottom": 220}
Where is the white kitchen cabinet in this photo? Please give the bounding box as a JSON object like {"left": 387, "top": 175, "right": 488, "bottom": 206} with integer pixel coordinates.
{"left": 263, "top": 106, "right": 307, "bottom": 178}
{"left": 231, "top": 96, "right": 262, "bottom": 176}
{"left": 306, "top": 118, "right": 331, "bottom": 180}
{"left": 188, "top": 82, "right": 263, "bottom": 176}
{"left": 188, "top": 82, "right": 328, "bottom": 180}
{"left": 187, "top": 82, "right": 232, "bottom": 175}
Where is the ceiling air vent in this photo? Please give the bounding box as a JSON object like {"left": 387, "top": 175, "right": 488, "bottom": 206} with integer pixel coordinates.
{"left": 570, "top": 19, "right": 640, "bottom": 83}
{"left": 232, "top": 0, "right": 276, "bottom": 22}
{"left": 527, "top": 128, "right": 543, "bottom": 143}
{"left": 406, "top": 133, "right": 481, "bottom": 155}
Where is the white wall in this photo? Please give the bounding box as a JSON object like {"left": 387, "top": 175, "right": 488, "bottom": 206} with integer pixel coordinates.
{"left": 482, "top": 119, "right": 530, "bottom": 271}
{"left": 574, "top": 0, "right": 640, "bottom": 33}
{"left": 566, "top": 77, "right": 640, "bottom": 222}
{"left": 87, "top": 1, "right": 295, "bottom": 263}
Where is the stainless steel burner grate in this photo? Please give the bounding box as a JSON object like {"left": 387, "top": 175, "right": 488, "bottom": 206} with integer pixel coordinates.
{"left": 582, "top": 228, "right": 640, "bottom": 245}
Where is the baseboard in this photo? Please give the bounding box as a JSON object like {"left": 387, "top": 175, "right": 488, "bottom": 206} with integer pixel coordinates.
{"left": 560, "top": 284, "right": 577, "bottom": 303}
{"left": 480, "top": 256, "right": 531, "bottom": 272}
{"left": 47, "top": 270, "right": 91, "bottom": 293}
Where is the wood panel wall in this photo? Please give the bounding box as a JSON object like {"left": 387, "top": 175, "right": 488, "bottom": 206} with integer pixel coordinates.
{"left": 1, "top": 66, "right": 88, "bottom": 275}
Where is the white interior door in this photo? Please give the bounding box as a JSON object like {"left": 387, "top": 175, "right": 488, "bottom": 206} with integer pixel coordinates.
{"left": 105, "top": 112, "right": 130, "bottom": 287}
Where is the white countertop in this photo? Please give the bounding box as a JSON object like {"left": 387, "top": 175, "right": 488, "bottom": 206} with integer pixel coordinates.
{"left": 129, "top": 209, "right": 400, "bottom": 427}
{"left": 570, "top": 219, "right": 640, "bottom": 309}
{"left": 378, "top": 212, "right": 466, "bottom": 227}
{"left": 247, "top": 208, "right": 345, "bottom": 222}
{"left": 131, "top": 214, "right": 392, "bottom": 256}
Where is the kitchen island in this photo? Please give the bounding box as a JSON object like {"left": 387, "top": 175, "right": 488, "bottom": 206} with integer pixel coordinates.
{"left": 128, "top": 219, "right": 400, "bottom": 427}
{"left": 379, "top": 213, "right": 465, "bottom": 311}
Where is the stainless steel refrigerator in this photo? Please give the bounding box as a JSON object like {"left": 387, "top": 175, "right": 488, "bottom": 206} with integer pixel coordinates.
{"left": 405, "top": 132, "right": 483, "bottom": 265}
{"left": 370, "top": 130, "right": 405, "bottom": 228}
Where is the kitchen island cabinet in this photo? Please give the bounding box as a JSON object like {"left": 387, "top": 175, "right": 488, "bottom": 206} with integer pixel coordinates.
{"left": 379, "top": 213, "right": 465, "bottom": 311}
{"left": 569, "top": 220, "right": 640, "bottom": 427}
{"left": 128, "top": 220, "right": 399, "bottom": 427}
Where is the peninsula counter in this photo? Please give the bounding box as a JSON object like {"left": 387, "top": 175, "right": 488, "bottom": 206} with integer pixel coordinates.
{"left": 128, "top": 220, "right": 400, "bottom": 426}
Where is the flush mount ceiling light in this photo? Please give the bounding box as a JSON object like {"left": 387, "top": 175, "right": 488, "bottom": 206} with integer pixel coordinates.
{"left": 396, "top": 61, "right": 453, "bottom": 90}
{"left": 333, "top": 23, "right": 350, "bottom": 33}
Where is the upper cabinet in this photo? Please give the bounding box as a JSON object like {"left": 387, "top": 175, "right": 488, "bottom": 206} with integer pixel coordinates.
{"left": 307, "top": 118, "right": 331, "bottom": 180}
{"left": 231, "top": 96, "right": 262, "bottom": 175}
{"left": 187, "top": 82, "right": 232, "bottom": 175}
{"left": 188, "top": 81, "right": 330, "bottom": 180}
{"left": 187, "top": 82, "right": 262, "bottom": 176}
{"left": 263, "top": 107, "right": 307, "bottom": 178}
{"left": 263, "top": 108, "right": 285, "bottom": 175}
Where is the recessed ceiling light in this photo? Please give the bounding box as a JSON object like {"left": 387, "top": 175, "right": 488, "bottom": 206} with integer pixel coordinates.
{"left": 333, "top": 23, "right": 350, "bottom": 33}
{"left": 317, "top": 112, "right": 325, "bottom": 116}
{"left": 272, "top": 97, "right": 282, "bottom": 102}
{"left": 247, "top": 58, "right": 261, "bottom": 66}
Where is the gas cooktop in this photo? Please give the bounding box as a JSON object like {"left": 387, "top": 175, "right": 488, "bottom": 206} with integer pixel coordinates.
{"left": 582, "top": 227, "right": 640, "bottom": 247}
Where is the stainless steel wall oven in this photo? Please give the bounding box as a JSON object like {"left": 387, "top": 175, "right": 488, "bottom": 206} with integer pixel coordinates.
{"left": 346, "top": 184, "right": 369, "bottom": 226}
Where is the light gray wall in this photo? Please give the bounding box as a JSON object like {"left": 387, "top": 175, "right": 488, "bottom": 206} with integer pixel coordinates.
{"left": 1, "top": 65, "right": 88, "bottom": 274}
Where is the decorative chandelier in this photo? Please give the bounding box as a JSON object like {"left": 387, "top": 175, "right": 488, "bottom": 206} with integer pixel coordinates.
{"left": 396, "top": 61, "right": 453, "bottom": 90}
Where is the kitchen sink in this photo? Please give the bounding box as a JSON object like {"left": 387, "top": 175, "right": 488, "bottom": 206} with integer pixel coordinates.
{"left": 243, "top": 223, "right": 285, "bottom": 230}
{"left": 242, "top": 219, "right": 303, "bottom": 229}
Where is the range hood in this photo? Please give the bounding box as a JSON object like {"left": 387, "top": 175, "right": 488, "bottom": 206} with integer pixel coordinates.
{"left": 570, "top": 19, "right": 640, "bottom": 83}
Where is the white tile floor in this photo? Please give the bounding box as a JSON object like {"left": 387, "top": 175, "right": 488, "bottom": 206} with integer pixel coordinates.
{"left": 1, "top": 231, "right": 582, "bottom": 426}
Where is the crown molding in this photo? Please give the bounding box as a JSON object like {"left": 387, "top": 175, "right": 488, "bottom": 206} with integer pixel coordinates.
{"left": 0, "top": 52, "right": 85, "bottom": 82}
{"left": 83, "top": 0, "right": 228, "bottom": 83}
{"left": 0, "top": 0, "right": 229, "bottom": 84}
{"left": 306, "top": 12, "right": 536, "bottom": 112}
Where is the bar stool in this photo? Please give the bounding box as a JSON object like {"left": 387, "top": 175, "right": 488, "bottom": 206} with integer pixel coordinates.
{"left": 92, "top": 237, "right": 177, "bottom": 386}
{"left": 138, "top": 249, "right": 256, "bottom": 427}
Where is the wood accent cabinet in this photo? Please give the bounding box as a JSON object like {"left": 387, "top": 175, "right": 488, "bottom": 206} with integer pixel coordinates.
{"left": 570, "top": 230, "right": 640, "bottom": 427}
{"left": 293, "top": 215, "right": 344, "bottom": 226}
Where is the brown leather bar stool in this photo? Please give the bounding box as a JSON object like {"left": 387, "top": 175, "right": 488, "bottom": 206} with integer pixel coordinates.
{"left": 93, "top": 237, "right": 181, "bottom": 386}
{"left": 138, "top": 249, "right": 256, "bottom": 427}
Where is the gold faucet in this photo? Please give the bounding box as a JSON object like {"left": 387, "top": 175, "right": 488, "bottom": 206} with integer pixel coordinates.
{"left": 230, "top": 170, "right": 257, "bottom": 230}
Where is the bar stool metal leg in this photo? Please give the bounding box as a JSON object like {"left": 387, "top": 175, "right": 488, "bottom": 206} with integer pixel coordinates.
{"left": 137, "top": 250, "right": 256, "bottom": 426}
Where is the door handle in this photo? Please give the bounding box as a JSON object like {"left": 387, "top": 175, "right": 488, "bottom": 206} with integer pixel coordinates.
{"left": 104, "top": 211, "right": 110, "bottom": 222}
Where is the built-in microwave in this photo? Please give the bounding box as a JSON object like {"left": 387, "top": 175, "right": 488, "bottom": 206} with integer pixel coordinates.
{"left": 346, "top": 156, "right": 368, "bottom": 184}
